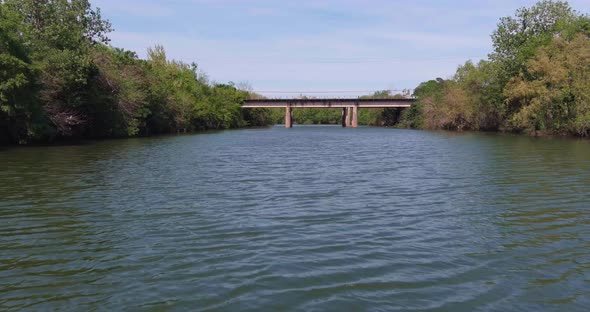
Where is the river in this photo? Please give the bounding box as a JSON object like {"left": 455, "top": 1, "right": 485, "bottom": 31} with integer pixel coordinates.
{"left": 1, "top": 125, "right": 589, "bottom": 311}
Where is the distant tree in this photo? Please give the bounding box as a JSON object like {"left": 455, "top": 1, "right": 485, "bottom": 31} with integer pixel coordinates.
{"left": 399, "top": 79, "right": 446, "bottom": 129}
{"left": 360, "top": 89, "right": 409, "bottom": 99}
{"left": 505, "top": 34, "right": 590, "bottom": 136}
{"left": 490, "top": 0, "right": 581, "bottom": 78}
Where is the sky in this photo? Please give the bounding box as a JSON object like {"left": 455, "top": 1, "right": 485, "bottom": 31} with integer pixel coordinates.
{"left": 92, "top": 0, "right": 589, "bottom": 97}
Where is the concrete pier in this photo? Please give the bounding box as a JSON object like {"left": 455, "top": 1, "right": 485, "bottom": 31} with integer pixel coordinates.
{"left": 342, "top": 107, "right": 352, "bottom": 127}
{"left": 285, "top": 105, "right": 293, "bottom": 128}
{"left": 341, "top": 106, "right": 358, "bottom": 128}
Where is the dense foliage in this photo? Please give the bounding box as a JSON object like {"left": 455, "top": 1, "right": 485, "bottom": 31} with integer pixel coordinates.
{"left": 0, "top": 0, "right": 272, "bottom": 144}
{"left": 401, "top": 0, "right": 590, "bottom": 137}
{"left": 4, "top": 0, "right": 588, "bottom": 142}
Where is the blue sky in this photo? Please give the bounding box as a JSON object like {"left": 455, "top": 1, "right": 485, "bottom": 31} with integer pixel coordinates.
{"left": 92, "top": 0, "right": 589, "bottom": 97}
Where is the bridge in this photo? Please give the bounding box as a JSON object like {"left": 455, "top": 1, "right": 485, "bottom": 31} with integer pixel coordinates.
{"left": 242, "top": 98, "right": 415, "bottom": 128}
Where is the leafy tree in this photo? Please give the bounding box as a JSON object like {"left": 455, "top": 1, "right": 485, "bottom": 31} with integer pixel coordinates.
{"left": 0, "top": 1, "right": 273, "bottom": 145}
{"left": 0, "top": 4, "right": 41, "bottom": 143}
{"left": 401, "top": 1, "right": 590, "bottom": 136}
{"left": 454, "top": 60, "right": 505, "bottom": 130}
{"left": 399, "top": 79, "right": 445, "bottom": 129}
{"left": 87, "top": 46, "right": 148, "bottom": 137}
{"left": 491, "top": 0, "right": 578, "bottom": 76}
{"left": 1, "top": 0, "right": 114, "bottom": 138}
{"left": 505, "top": 34, "right": 590, "bottom": 136}
{"left": 5, "top": 0, "right": 112, "bottom": 48}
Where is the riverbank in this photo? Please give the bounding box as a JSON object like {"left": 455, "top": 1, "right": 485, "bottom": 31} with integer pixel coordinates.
{"left": 394, "top": 1, "right": 590, "bottom": 138}
{"left": 5, "top": 119, "right": 589, "bottom": 147}
{"left": 1, "top": 1, "right": 274, "bottom": 145}
{"left": 2, "top": 1, "right": 588, "bottom": 144}
{"left": 0, "top": 123, "right": 276, "bottom": 146}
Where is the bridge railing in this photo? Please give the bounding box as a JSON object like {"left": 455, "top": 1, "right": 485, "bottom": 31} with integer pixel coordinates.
{"left": 246, "top": 96, "right": 416, "bottom": 100}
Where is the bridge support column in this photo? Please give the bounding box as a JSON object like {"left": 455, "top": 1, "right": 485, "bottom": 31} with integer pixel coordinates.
{"left": 341, "top": 107, "right": 348, "bottom": 127}
{"left": 285, "top": 105, "right": 293, "bottom": 128}
{"left": 346, "top": 107, "right": 353, "bottom": 127}
{"left": 352, "top": 106, "right": 358, "bottom": 128}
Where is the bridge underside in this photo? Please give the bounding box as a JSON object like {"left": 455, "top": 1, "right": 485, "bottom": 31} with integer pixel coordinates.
{"left": 281, "top": 106, "right": 360, "bottom": 128}
{"left": 242, "top": 98, "right": 414, "bottom": 128}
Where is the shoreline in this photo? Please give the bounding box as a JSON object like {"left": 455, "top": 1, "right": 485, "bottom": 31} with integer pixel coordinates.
{"left": 3, "top": 124, "right": 588, "bottom": 148}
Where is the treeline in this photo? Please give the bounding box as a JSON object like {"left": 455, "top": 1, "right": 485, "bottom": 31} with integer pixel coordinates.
{"left": 0, "top": 0, "right": 273, "bottom": 144}
{"left": 4, "top": 1, "right": 587, "bottom": 143}
{"left": 400, "top": 1, "right": 590, "bottom": 137}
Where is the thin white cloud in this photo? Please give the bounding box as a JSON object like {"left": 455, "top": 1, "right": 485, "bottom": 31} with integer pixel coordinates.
{"left": 101, "top": 0, "right": 589, "bottom": 96}
{"left": 373, "top": 31, "right": 491, "bottom": 48}
{"left": 109, "top": 30, "right": 485, "bottom": 96}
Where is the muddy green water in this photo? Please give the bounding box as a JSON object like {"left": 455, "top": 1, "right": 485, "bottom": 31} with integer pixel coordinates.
{"left": 1, "top": 126, "right": 589, "bottom": 311}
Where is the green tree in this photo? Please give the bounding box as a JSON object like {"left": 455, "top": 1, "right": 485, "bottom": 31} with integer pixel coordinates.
{"left": 2, "top": 0, "right": 113, "bottom": 138}
{"left": 399, "top": 79, "right": 445, "bottom": 129}
{"left": 401, "top": 1, "right": 589, "bottom": 135}
{"left": 0, "top": 4, "right": 39, "bottom": 143}
{"left": 86, "top": 46, "right": 148, "bottom": 137}
{"left": 454, "top": 60, "right": 505, "bottom": 130}
{"left": 491, "top": 0, "right": 578, "bottom": 77}
{"left": 505, "top": 34, "right": 590, "bottom": 136}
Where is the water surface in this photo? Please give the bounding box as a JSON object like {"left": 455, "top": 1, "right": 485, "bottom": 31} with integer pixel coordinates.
{"left": 1, "top": 126, "right": 590, "bottom": 311}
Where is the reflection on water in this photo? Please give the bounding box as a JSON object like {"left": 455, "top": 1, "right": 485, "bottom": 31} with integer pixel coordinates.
{"left": 1, "top": 126, "right": 589, "bottom": 311}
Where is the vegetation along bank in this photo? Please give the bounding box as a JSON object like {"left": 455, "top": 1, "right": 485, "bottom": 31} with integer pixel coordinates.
{"left": 1, "top": 1, "right": 589, "bottom": 145}
{"left": 399, "top": 1, "right": 590, "bottom": 137}
{"left": 0, "top": 0, "right": 274, "bottom": 145}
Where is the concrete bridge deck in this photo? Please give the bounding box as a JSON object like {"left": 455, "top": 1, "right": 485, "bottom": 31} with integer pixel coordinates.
{"left": 242, "top": 98, "right": 414, "bottom": 108}
{"left": 242, "top": 98, "right": 415, "bottom": 128}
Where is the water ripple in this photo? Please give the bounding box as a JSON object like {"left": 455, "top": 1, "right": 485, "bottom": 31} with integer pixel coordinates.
{"left": 1, "top": 126, "right": 590, "bottom": 311}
